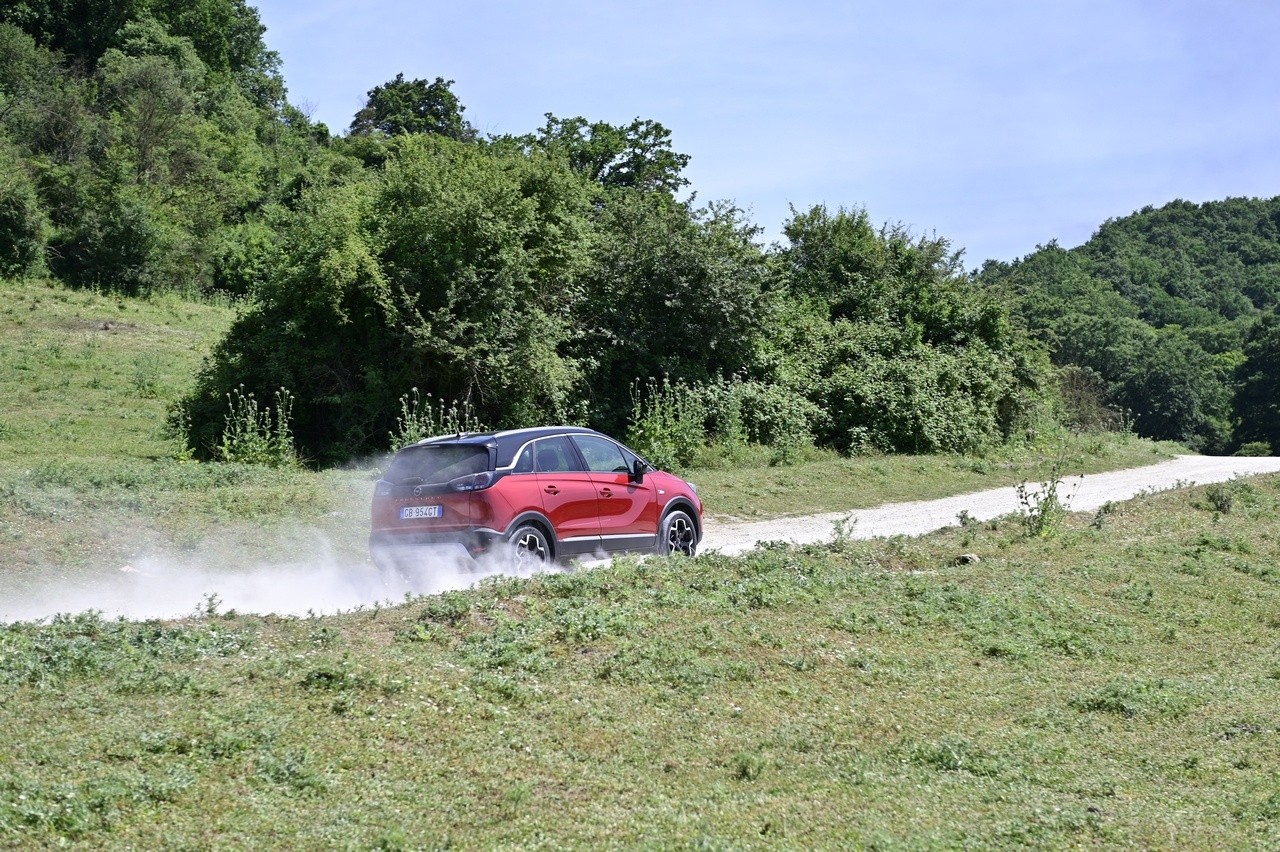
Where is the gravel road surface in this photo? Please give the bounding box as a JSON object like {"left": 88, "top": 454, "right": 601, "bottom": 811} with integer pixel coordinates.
{"left": 699, "top": 455, "right": 1280, "bottom": 556}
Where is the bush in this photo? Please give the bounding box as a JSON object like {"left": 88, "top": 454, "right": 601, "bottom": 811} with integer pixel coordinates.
{"left": 214, "top": 386, "right": 299, "bottom": 468}
{"left": 733, "top": 380, "right": 820, "bottom": 464}
{"left": 625, "top": 376, "right": 706, "bottom": 472}
{"left": 0, "top": 144, "right": 46, "bottom": 277}
{"left": 1235, "top": 441, "right": 1273, "bottom": 457}
{"left": 388, "top": 388, "right": 485, "bottom": 450}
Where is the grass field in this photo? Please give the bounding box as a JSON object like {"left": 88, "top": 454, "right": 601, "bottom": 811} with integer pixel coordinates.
{"left": 5, "top": 276, "right": 1274, "bottom": 847}
{"left": 3, "top": 473, "right": 1279, "bottom": 847}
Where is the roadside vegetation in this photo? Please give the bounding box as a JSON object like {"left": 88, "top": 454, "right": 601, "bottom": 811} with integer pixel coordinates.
{"left": 0, "top": 276, "right": 1178, "bottom": 580}
{"left": 5, "top": 2, "right": 1279, "bottom": 468}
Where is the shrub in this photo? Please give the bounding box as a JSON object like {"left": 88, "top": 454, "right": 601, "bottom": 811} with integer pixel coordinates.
{"left": 733, "top": 380, "right": 820, "bottom": 464}
{"left": 1235, "top": 441, "right": 1272, "bottom": 457}
{"left": 388, "top": 388, "right": 485, "bottom": 449}
{"left": 625, "top": 376, "right": 707, "bottom": 472}
{"left": 0, "top": 144, "right": 46, "bottom": 278}
{"left": 215, "top": 386, "right": 299, "bottom": 468}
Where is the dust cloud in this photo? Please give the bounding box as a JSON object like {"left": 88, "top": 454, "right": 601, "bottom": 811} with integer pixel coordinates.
{"left": 0, "top": 538, "right": 560, "bottom": 624}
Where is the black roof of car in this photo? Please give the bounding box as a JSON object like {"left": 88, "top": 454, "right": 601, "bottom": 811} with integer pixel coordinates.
{"left": 416, "top": 425, "right": 597, "bottom": 447}
{"left": 407, "top": 426, "right": 607, "bottom": 468}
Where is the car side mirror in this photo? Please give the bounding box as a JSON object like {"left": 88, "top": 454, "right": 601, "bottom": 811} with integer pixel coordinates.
{"left": 629, "top": 458, "right": 646, "bottom": 483}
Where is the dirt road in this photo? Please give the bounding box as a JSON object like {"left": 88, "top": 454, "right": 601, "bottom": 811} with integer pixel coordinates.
{"left": 699, "top": 455, "right": 1280, "bottom": 556}
{"left": 6, "top": 455, "right": 1280, "bottom": 623}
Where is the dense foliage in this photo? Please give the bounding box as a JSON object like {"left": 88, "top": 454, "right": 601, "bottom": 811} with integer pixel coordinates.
{"left": 978, "top": 198, "right": 1280, "bottom": 452}
{"left": 160, "top": 35, "right": 1040, "bottom": 463}
{"left": 0, "top": 4, "right": 331, "bottom": 295}
{"left": 29, "top": 1, "right": 1280, "bottom": 466}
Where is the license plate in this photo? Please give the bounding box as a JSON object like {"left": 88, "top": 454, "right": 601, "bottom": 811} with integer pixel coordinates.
{"left": 400, "top": 505, "right": 443, "bottom": 520}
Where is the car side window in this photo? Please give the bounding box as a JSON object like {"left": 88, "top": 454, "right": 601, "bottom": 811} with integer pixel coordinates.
{"left": 512, "top": 444, "right": 535, "bottom": 473}
{"left": 572, "top": 435, "right": 631, "bottom": 473}
{"left": 534, "top": 436, "right": 585, "bottom": 472}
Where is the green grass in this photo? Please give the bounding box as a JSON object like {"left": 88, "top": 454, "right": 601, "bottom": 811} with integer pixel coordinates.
{"left": 0, "top": 278, "right": 373, "bottom": 579}
{"left": 8, "top": 275, "right": 1273, "bottom": 846}
{"left": 0, "top": 278, "right": 233, "bottom": 465}
{"left": 3, "top": 477, "right": 1280, "bottom": 847}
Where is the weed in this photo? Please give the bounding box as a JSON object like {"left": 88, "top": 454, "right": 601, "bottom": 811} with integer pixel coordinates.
{"left": 1069, "top": 677, "right": 1197, "bottom": 719}
{"left": 1231, "top": 561, "right": 1278, "bottom": 582}
{"left": 626, "top": 376, "right": 707, "bottom": 472}
{"left": 831, "top": 513, "right": 857, "bottom": 551}
{"left": 388, "top": 387, "right": 485, "bottom": 449}
{"left": 1198, "top": 478, "right": 1260, "bottom": 516}
{"left": 471, "top": 670, "right": 530, "bottom": 705}
{"left": 198, "top": 593, "right": 222, "bottom": 618}
{"left": 503, "top": 782, "right": 533, "bottom": 812}
{"left": 595, "top": 639, "right": 717, "bottom": 693}
{"left": 255, "top": 749, "right": 326, "bottom": 794}
{"left": 731, "top": 752, "right": 766, "bottom": 781}
{"left": 416, "top": 590, "right": 473, "bottom": 626}
{"left": 904, "top": 735, "right": 1002, "bottom": 777}
{"left": 129, "top": 354, "right": 162, "bottom": 398}
{"left": 215, "top": 385, "right": 299, "bottom": 468}
{"left": 1015, "top": 465, "right": 1078, "bottom": 538}
{"left": 460, "top": 618, "right": 550, "bottom": 675}
{"left": 1203, "top": 482, "right": 1235, "bottom": 514}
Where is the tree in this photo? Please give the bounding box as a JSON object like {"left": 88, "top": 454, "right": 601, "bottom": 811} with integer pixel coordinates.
{"left": 977, "top": 197, "right": 1280, "bottom": 448}
{"left": 513, "top": 114, "right": 690, "bottom": 194}
{"left": 349, "top": 73, "right": 475, "bottom": 140}
{"left": 0, "top": 137, "right": 45, "bottom": 276}
{"left": 1233, "top": 311, "right": 1280, "bottom": 453}
{"left": 178, "top": 135, "right": 594, "bottom": 463}
{"left": 573, "top": 195, "right": 770, "bottom": 431}
{"left": 1119, "top": 330, "right": 1230, "bottom": 451}
{"left": 770, "top": 205, "right": 1040, "bottom": 454}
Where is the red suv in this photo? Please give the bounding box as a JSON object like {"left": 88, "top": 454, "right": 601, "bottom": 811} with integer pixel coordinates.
{"left": 370, "top": 426, "right": 703, "bottom": 569}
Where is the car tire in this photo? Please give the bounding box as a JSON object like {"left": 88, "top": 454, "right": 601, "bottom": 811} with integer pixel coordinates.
{"left": 659, "top": 509, "right": 698, "bottom": 557}
{"left": 508, "top": 524, "right": 552, "bottom": 570}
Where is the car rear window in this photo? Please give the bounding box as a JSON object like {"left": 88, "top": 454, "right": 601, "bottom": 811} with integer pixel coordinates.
{"left": 386, "top": 445, "right": 490, "bottom": 485}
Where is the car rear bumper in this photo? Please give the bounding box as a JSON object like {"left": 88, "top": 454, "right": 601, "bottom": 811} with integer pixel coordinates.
{"left": 369, "top": 528, "right": 504, "bottom": 567}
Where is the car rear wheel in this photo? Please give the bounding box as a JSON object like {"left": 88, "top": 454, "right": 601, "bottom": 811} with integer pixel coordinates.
{"left": 659, "top": 510, "right": 697, "bottom": 557}
{"left": 508, "top": 524, "right": 552, "bottom": 570}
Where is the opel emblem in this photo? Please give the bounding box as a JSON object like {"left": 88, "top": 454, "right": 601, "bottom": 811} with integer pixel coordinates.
{"left": 413, "top": 485, "right": 423, "bottom": 497}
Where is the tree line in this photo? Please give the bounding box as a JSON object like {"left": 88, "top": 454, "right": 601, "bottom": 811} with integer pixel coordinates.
{"left": 2, "top": 2, "right": 1275, "bottom": 466}
{"left": 975, "top": 197, "right": 1280, "bottom": 454}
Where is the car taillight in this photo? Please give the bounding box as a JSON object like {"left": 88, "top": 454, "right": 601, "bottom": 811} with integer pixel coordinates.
{"left": 449, "top": 471, "right": 494, "bottom": 491}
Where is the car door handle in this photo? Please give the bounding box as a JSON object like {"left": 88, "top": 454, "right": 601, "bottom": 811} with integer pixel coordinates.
{"left": 600, "top": 488, "right": 613, "bottom": 498}
{"left": 543, "top": 485, "right": 560, "bottom": 495}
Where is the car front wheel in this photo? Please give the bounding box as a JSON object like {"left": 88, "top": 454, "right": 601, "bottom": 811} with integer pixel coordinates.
{"left": 659, "top": 510, "right": 697, "bottom": 557}
{"left": 508, "top": 524, "right": 552, "bottom": 570}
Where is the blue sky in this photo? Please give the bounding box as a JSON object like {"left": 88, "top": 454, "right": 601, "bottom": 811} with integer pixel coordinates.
{"left": 252, "top": 0, "right": 1280, "bottom": 268}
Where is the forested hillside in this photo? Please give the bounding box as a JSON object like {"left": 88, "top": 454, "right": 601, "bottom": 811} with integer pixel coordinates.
{"left": 977, "top": 198, "right": 1280, "bottom": 453}
{"left": 2, "top": 2, "right": 1276, "bottom": 467}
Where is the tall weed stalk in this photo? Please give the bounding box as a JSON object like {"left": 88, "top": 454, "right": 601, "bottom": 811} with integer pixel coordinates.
{"left": 389, "top": 388, "right": 485, "bottom": 449}
{"left": 1015, "top": 463, "right": 1079, "bottom": 538}
{"left": 626, "top": 377, "right": 707, "bottom": 472}
{"left": 216, "top": 385, "right": 299, "bottom": 468}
